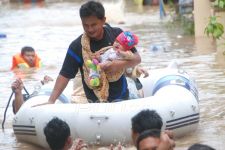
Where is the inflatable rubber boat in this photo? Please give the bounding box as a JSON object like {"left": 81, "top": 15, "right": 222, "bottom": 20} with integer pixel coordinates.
{"left": 13, "top": 61, "right": 199, "bottom": 148}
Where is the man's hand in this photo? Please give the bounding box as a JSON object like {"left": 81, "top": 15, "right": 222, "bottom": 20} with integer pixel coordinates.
{"left": 117, "top": 51, "right": 134, "bottom": 60}
{"left": 99, "top": 61, "right": 113, "bottom": 72}
{"left": 11, "top": 78, "right": 23, "bottom": 93}
{"left": 157, "top": 130, "right": 175, "bottom": 150}
{"left": 136, "top": 67, "right": 149, "bottom": 78}
{"left": 71, "top": 139, "right": 88, "bottom": 150}
{"left": 94, "top": 50, "right": 104, "bottom": 61}
{"left": 110, "top": 142, "right": 123, "bottom": 150}
{"left": 99, "top": 60, "right": 128, "bottom": 73}
{"left": 42, "top": 75, "right": 54, "bottom": 84}
{"left": 117, "top": 50, "right": 127, "bottom": 57}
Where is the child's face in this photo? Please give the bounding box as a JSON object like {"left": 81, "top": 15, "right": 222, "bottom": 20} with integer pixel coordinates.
{"left": 113, "top": 40, "right": 126, "bottom": 52}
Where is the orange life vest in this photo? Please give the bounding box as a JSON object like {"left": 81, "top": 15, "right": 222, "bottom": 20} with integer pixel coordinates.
{"left": 11, "top": 53, "right": 41, "bottom": 70}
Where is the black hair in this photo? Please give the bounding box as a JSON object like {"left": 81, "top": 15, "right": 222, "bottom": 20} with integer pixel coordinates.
{"left": 136, "top": 129, "right": 161, "bottom": 150}
{"left": 44, "top": 117, "right": 71, "bottom": 150}
{"left": 21, "top": 46, "right": 35, "bottom": 55}
{"left": 131, "top": 109, "right": 163, "bottom": 133}
{"left": 188, "top": 143, "right": 215, "bottom": 150}
{"left": 79, "top": 1, "right": 105, "bottom": 19}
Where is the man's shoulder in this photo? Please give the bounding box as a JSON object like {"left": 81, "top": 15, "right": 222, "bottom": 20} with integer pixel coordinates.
{"left": 104, "top": 23, "right": 123, "bottom": 35}
{"left": 69, "top": 34, "right": 83, "bottom": 50}
{"left": 111, "top": 26, "right": 122, "bottom": 32}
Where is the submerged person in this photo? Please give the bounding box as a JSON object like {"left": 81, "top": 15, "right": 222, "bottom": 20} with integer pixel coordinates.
{"left": 131, "top": 109, "right": 175, "bottom": 149}
{"left": 37, "top": 1, "right": 141, "bottom": 105}
{"left": 188, "top": 143, "right": 215, "bottom": 150}
{"left": 136, "top": 129, "right": 175, "bottom": 150}
{"left": 11, "top": 76, "right": 71, "bottom": 114}
{"left": 11, "top": 46, "right": 42, "bottom": 70}
{"left": 131, "top": 109, "right": 163, "bottom": 144}
{"left": 44, "top": 117, "right": 87, "bottom": 150}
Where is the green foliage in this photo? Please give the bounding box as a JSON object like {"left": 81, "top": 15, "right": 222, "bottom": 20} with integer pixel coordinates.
{"left": 181, "top": 16, "right": 195, "bottom": 35}
{"left": 204, "top": 16, "right": 224, "bottom": 39}
{"left": 164, "top": 15, "right": 195, "bottom": 35}
{"left": 167, "top": 0, "right": 175, "bottom": 8}
{"left": 214, "top": 0, "right": 225, "bottom": 9}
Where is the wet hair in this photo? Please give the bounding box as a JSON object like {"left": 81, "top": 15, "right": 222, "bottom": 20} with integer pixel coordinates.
{"left": 44, "top": 117, "right": 70, "bottom": 150}
{"left": 136, "top": 129, "right": 161, "bottom": 150}
{"left": 131, "top": 109, "right": 163, "bottom": 133}
{"left": 21, "top": 46, "right": 35, "bottom": 55}
{"left": 79, "top": 1, "right": 105, "bottom": 19}
{"left": 188, "top": 143, "right": 215, "bottom": 150}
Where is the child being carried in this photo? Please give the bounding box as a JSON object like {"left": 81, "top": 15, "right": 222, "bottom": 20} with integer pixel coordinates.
{"left": 86, "top": 31, "right": 139, "bottom": 87}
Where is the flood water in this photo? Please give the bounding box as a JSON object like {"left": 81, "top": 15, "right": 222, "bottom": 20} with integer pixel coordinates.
{"left": 0, "top": 0, "right": 225, "bottom": 149}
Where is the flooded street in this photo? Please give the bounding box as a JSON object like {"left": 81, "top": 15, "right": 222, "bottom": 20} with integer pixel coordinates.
{"left": 0, "top": 0, "right": 225, "bottom": 149}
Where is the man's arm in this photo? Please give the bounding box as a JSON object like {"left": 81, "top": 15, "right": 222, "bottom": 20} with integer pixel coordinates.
{"left": 100, "top": 52, "right": 141, "bottom": 73}
{"left": 12, "top": 78, "right": 24, "bottom": 114}
{"left": 48, "top": 75, "right": 70, "bottom": 104}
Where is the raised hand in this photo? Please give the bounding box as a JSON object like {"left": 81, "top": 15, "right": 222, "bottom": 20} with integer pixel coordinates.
{"left": 11, "top": 78, "right": 23, "bottom": 93}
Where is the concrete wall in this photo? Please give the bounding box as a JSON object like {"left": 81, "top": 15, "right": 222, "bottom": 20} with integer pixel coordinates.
{"left": 194, "top": 0, "right": 225, "bottom": 66}
{"left": 194, "top": 0, "right": 212, "bottom": 37}
{"left": 193, "top": 0, "right": 216, "bottom": 55}
{"left": 215, "top": 11, "right": 225, "bottom": 66}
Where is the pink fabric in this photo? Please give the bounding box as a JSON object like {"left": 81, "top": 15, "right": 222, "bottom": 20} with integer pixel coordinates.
{"left": 116, "top": 31, "right": 138, "bottom": 50}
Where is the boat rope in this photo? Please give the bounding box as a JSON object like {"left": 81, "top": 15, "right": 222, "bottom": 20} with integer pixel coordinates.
{"left": 2, "top": 91, "right": 14, "bottom": 130}
{"left": 2, "top": 86, "right": 29, "bottom": 130}
{"left": 23, "top": 86, "right": 30, "bottom": 95}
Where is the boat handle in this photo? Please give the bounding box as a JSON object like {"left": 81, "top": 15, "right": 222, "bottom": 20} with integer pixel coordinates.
{"left": 90, "top": 115, "right": 109, "bottom": 120}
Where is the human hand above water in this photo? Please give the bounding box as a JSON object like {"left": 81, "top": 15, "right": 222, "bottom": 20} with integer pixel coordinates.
{"left": 71, "top": 139, "right": 88, "bottom": 150}
{"left": 11, "top": 78, "right": 23, "bottom": 94}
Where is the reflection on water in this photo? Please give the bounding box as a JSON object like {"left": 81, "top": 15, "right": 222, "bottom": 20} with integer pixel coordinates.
{"left": 0, "top": 0, "right": 225, "bottom": 150}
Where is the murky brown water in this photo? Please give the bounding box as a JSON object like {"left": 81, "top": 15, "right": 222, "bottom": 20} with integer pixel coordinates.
{"left": 1, "top": 0, "right": 225, "bottom": 150}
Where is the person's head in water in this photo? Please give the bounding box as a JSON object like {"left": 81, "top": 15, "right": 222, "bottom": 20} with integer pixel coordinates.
{"left": 136, "top": 129, "right": 161, "bottom": 150}
{"left": 21, "top": 46, "right": 36, "bottom": 67}
{"left": 131, "top": 109, "right": 163, "bottom": 145}
{"left": 44, "top": 117, "right": 73, "bottom": 150}
{"left": 79, "top": 1, "right": 106, "bottom": 40}
{"left": 188, "top": 143, "right": 215, "bottom": 150}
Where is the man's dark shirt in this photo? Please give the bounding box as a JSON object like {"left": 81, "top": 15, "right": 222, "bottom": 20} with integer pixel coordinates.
{"left": 60, "top": 24, "right": 137, "bottom": 102}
